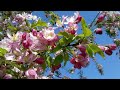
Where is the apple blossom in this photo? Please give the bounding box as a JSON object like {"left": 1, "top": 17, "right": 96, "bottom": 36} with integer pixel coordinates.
{"left": 64, "top": 11, "right": 82, "bottom": 24}
{"left": 98, "top": 46, "right": 105, "bottom": 51}
{"left": 25, "top": 69, "right": 38, "bottom": 79}
{"left": 42, "top": 28, "right": 56, "bottom": 41}
{"left": 0, "top": 11, "right": 119, "bottom": 79}
{"left": 64, "top": 23, "right": 78, "bottom": 35}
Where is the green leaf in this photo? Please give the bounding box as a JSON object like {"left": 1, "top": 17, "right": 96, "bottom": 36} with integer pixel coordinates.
{"left": 73, "top": 34, "right": 84, "bottom": 40}
{"left": 81, "top": 18, "right": 92, "bottom": 37}
{"left": 56, "top": 19, "right": 62, "bottom": 25}
{"left": 86, "top": 45, "right": 94, "bottom": 58}
{"left": 46, "top": 56, "right": 52, "bottom": 67}
{"left": 69, "top": 34, "right": 75, "bottom": 39}
{"left": 25, "top": 19, "right": 31, "bottom": 27}
{"left": 31, "top": 19, "right": 47, "bottom": 28}
{"left": 8, "top": 25, "right": 17, "bottom": 31}
{"left": 63, "top": 53, "right": 69, "bottom": 66}
{"left": 81, "top": 18, "right": 88, "bottom": 28}
{"left": 52, "top": 44, "right": 62, "bottom": 53}
{"left": 59, "top": 37, "right": 67, "bottom": 45}
{"left": 84, "top": 28, "right": 92, "bottom": 37}
{"left": 50, "top": 19, "right": 55, "bottom": 25}
{"left": 58, "top": 31, "right": 69, "bottom": 38}
{"left": 41, "top": 63, "right": 46, "bottom": 71}
{"left": 37, "top": 19, "right": 48, "bottom": 27}
{"left": 88, "top": 43, "right": 105, "bottom": 58}
{"left": 67, "top": 38, "right": 74, "bottom": 44}
{"left": 0, "top": 48, "right": 7, "bottom": 56}
{"left": 54, "top": 54, "right": 63, "bottom": 66}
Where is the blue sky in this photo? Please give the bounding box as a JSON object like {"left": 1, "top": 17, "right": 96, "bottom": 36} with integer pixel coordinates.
{"left": 32, "top": 11, "right": 120, "bottom": 79}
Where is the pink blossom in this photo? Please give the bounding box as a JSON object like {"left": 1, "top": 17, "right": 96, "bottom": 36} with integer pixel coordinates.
{"left": 98, "top": 45, "right": 105, "bottom": 51}
{"left": 37, "top": 31, "right": 48, "bottom": 44}
{"left": 3, "top": 74, "right": 13, "bottom": 79}
{"left": 56, "top": 15, "right": 68, "bottom": 27}
{"left": 77, "top": 44, "right": 86, "bottom": 53}
{"left": 14, "top": 14, "right": 25, "bottom": 23}
{"left": 30, "top": 39, "right": 47, "bottom": 51}
{"left": 22, "top": 38, "right": 33, "bottom": 49}
{"left": 37, "top": 27, "right": 58, "bottom": 45}
{"left": 64, "top": 11, "right": 81, "bottom": 24}
{"left": 25, "top": 69, "right": 38, "bottom": 79}
{"left": 108, "top": 44, "right": 117, "bottom": 50}
{"left": 32, "top": 29, "right": 38, "bottom": 36}
{"left": 9, "top": 41, "right": 20, "bottom": 51}
{"left": 27, "top": 53, "right": 37, "bottom": 62}
{"left": 42, "top": 28, "right": 56, "bottom": 41}
{"left": 64, "top": 23, "right": 78, "bottom": 35}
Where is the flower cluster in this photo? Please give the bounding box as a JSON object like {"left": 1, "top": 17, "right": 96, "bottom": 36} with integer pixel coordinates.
{"left": 98, "top": 44, "right": 117, "bottom": 56}
{"left": 96, "top": 11, "right": 120, "bottom": 38}
{"left": 0, "top": 11, "right": 119, "bottom": 79}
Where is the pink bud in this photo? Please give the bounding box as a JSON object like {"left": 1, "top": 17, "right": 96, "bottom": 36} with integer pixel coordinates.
{"left": 95, "top": 28, "right": 102, "bottom": 34}
{"left": 108, "top": 44, "right": 117, "bottom": 50}
{"left": 80, "top": 58, "right": 89, "bottom": 67}
{"left": 52, "top": 64, "right": 61, "bottom": 72}
{"left": 22, "top": 39, "right": 32, "bottom": 49}
{"left": 79, "top": 52, "right": 87, "bottom": 58}
{"left": 70, "top": 30, "right": 76, "bottom": 35}
{"left": 77, "top": 45, "right": 86, "bottom": 53}
{"left": 35, "top": 58, "right": 44, "bottom": 64}
{"left": 105, "top": 48, "right": 113, "bottom": 55}
{"left": 22, "top": 41, "right": 30, "bottom": 49}
{"left": 70, "top": 57, "right": 76, "bottom": 64}
{"left": 97, "top": 14, "right": 105, "bottom": 23}
{"left": 32, "top": 29, "right": 38, "bottom": 36}
{"left": 22, "top": 32, "right": 27, "bottom": 40}
{"left": 74, "top": 62, "right": 82, "bottom": 69}
{"left": 75, "top": 16, "right": 82, "bottom": 24}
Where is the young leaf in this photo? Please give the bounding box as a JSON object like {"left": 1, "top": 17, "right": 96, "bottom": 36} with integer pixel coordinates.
{"left": 58, "top": 31, "right": 69, "bottom": 38}
{"left": 63, "top": 53, "right": 69, "bottom": 66}
{"left": 54, "top": 54, "right": 63, "bottom": 66}
{"left": 86, "top": 45, "right": 94, "bottom": 58}
{"left": 41, "top": 63, "right": 46, "bottom": 71}
{"left": 88, "top": 43, "right": 105, "bottom": 58}
{"left": 59, "top": 37, "right": 67, "bottom": 45}
{"left": 8, "top": 25, "right": 17, "bottom": 31}
{"left": 46, "top": 56, "right": 52, "bottom": 67}
{"left": 37, "top": 19, "right": 48, "bottom": 27}
{"left": 81, "top": 18, "right": 92, "bottom": 37}
{"left": 73, "top": 34, "right": 84, "bottom": 40}
{"left": 31, "top": 19, "right": 47, "bottom": 28}
{"left": 0, "top": 48, "right": 7, "bottom": 56}
{"left": 52, "top": 44, "right": 62, "bottom": 53}
{"left": 83, "top": 28, "right": 92, "bottom": 37}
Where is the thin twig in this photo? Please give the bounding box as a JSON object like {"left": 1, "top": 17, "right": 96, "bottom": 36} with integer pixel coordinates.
{"left": 89, "top": 11, "right": 101, "bottom": 28}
